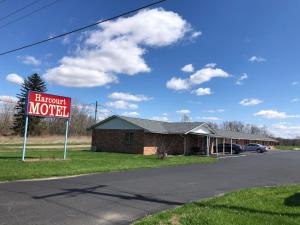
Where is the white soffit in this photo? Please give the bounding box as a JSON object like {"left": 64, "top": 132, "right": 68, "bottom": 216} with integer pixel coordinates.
{"left": 189, "top": 125, "right": 213, "bottom": 134}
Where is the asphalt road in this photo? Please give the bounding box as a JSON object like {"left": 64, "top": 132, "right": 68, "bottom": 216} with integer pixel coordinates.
{"left": 1, "top": 150, "right": 300, "bottom": 225}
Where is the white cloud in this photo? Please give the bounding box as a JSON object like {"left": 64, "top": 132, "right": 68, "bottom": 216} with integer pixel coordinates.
{"left": 236, "top": 73, "right": 248, "bottom": 85}
{"left": 166, "top": 77, "right": 190, "bottom": 91}
{"left": 97, "top": 108, "right": 112, "bottom": 121}
{"left": 181, "top": 64, "right": 194, "bottom": 73}
{"left": 205, "top": 109, "right": 225, "bottom": 113}
{"left": 193, "top": 87, "right": 212, "bottom": 96}
{"left": 108, "top": 92, "right": 151, "bottom": 102}
{"left": 167, "top": 64, "right": 230, "bottom": 92}
{"left": 122, "top": 111, "right": 140, "bottom": 117}
{"left": 254, "top": 110, "right": 300, "bottom": 119}
{"left": 191, "top": 31, "right": 202, "bottom": 39}
{"left": 204, "top": 63, "right": 217, "bottom": 68}
{"left": 0, "top": 95, "right": 18, "bottom": 104}
{"left": 62, "top": 36, "right": 71, "bottom": 45}
{"left": 19, "top": 55, "right": 41, "bottom": 66}
{"left": 105, "top": 100, "right": 138, "bottom": 110}
{"left": 176, "top": 109, "right": 190, "bottom": 114}
{"left": 271, "top": 123, "right": 300, "bottom": 138}
{"left": 44, "top": 8, "right": 194, "bottom": 87}
{"left": 6, "top": 73, "right": 24, "bottom": 85}
{"left": 292, "top": 81, "right": 299, "bottom": 86}
{"left": 249, "top": 56, "right": 266, "bottom": 63}
{"left": 291, "top": 98, "right": 299, "bottom": 103}
{"left": 189, "top": 64, "right": 230, "bottom": 85}
{"left": 151, "top": 115, "right": 169, "bottom": 121}
{"left": 239, "top": 98, "right": 263, "bottom": 106}
{"left": 202, "top": 116, "right": 222, "bottom": 121}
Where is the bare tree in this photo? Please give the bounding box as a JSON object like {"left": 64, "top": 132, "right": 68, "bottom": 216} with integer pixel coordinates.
{"left": 206, "top": 122, "right": 218, "bottom": 130}
{"left": 155, "top": 135, "right": 171, "bottom": 159}
{"left": 221, "top": 121, "right": 245, "bottom": 132}
{"left": 41, "top": 105, "right": 94, "bottom": 136}
{"left": 181, "top": 114, "right": 191, "bottom": 122}
{"left": 0, "top": 103, "right": 14, "bottom": 135}
{"left": 213, "top": 120, "right": 274, "bottom": 137}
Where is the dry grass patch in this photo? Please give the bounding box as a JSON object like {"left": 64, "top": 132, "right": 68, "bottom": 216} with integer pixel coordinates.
{"left": 0, "top": 135, "right": 91, "bottom": 145}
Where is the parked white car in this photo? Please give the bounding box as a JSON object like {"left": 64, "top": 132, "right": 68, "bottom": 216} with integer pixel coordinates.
{"left": 244, "top": 144, "right": 268, "bottom": 153}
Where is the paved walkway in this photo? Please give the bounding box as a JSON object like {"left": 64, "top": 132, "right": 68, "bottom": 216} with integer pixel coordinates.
{"left": 0, "top": 150, "right": 300, "bottom": 225}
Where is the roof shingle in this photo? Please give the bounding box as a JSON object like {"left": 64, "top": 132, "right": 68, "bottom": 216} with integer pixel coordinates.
{"left": 119, "top": 116, "right": 204, "bottom": 134}
{"left": 88, "top": 115, "right": 278, "bottom": 142}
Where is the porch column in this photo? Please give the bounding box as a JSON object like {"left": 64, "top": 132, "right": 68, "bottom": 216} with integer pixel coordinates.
{"left": 223, "top": 138, "right": 225, "bottom": 155}
{"left": 216, "top": 137, "right": 218, "bottom": 157}
{"left": 183, "top": 136, "right": 187, "bottom": 155}
{"left": 206, "top": 136, "right": 210, "bottom": 157}
{"left": 231, "top": 138, "right": 233, "bottom": 155}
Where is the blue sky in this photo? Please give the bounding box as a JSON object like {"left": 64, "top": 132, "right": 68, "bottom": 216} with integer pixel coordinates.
{"left": 1, "top": 0, "right": 300, "bottom": 138}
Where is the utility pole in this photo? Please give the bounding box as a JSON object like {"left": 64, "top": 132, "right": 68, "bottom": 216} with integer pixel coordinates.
{"left": 94, "top": 101, "right": 98, "bottom": 122}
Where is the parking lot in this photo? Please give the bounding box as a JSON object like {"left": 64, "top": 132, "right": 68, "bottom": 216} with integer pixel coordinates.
{"left": 0, "top": 150, "right": 299, "bottom": 225}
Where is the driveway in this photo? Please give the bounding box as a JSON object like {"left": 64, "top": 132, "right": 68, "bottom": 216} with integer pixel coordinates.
{"left": 0, "top": 150, "right": 300, "bottom": 225}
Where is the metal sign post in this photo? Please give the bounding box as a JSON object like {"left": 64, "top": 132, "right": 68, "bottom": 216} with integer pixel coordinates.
{"left": 22, "top": 116, "right": 29, "bottom": 161}
{"left": 63, "top": 119, "right": 70, "bottom": 160}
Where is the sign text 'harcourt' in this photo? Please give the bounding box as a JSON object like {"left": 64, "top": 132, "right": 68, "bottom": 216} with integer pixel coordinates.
{"left": 26, "top": 91, "right": 71, "bottom": 118}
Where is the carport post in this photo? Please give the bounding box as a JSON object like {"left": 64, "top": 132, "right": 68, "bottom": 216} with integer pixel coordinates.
{"left": 230, "top": 138, "right": 233, "bottom": 155}
{"left": 206, "top": 136, "right": 209, "bottom": 157}
{"left": 223, "top": 138, "right": 225, "bottom": 155}
{"left": 216, "top": 138, "right": 218, "bottom": 157}
{"left": 183, "top": 136, "right": 187, "bottom": 155}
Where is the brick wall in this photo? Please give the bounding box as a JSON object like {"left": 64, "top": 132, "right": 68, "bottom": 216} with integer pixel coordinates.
{"left": 92, "top": 129, "right": 144, "bottom": 154}
{"left": 144, "top": 133, "right": 185, "bottom": 155}
{"left": 92, "top": 130, "right": 209, "bottom": 155}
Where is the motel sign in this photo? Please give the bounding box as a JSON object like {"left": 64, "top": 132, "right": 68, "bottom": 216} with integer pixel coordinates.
{"left": 27, "top": 92, "right": 71, "bottom": 118}
{"left": 22, "top": 91, "right": 72, "bottom": 161}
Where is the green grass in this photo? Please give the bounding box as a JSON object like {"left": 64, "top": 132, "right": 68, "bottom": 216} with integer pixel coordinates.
{"left": 134, "top": 185, "right": 300, "bottom": 225}
{"left": 275, "top": 145, "right": 300, "bottom": 150}
{"left": 0, "top": 149, "right": 215, "bottom": 181}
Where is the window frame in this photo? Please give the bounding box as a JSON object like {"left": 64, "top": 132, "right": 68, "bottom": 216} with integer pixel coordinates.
{"left": 125, "top": 132, "right": 134, "bottom": 145}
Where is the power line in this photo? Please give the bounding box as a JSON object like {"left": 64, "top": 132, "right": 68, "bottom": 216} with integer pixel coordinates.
{"left": 0, "top": 0, "right": 167, "bottom": 56}
{"left": 0, "top": 0, "right": 61, "bottom": 30}
{"left": 0, "top": 0, "right": 41, "bottom": 22}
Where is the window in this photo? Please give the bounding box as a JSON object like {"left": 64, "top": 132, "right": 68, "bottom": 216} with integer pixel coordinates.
{"left": 125, "top": 132, "right": 134, "bottom": 145}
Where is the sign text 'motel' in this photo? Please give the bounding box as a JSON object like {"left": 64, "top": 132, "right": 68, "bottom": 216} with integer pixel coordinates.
{"left": 22, "top": 91, "right": 71, "bottom": 161}
{"left": 27, "top": 92, "right": 71, "bottom": 118}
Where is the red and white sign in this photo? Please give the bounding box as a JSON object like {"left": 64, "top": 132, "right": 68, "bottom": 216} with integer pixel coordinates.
{"left": 26, "top": 91, "right": 71, "bottom": 118}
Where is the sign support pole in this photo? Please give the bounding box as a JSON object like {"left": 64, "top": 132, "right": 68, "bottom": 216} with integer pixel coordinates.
{"left": 22, "top": 116, "right": 29, "bottom": 161}
{"left": 63, "top": 119, "right": 69, "bottom": 160}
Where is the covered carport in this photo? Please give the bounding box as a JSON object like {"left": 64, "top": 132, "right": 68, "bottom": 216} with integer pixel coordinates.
{"left": 207, "top": 129, "right": 279, "bottom": 157}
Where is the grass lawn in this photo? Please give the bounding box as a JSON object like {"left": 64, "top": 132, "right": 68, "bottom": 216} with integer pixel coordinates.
{"left": 275, "top": 145, "right": 300, "bottom": 151}
{"left": 0, "top": 149, "right": 215, "bottom": 181}
{"left": 134, "top": 185, "right": 300, "bottom": 225}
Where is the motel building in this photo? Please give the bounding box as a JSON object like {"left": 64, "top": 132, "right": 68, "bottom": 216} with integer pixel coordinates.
{"left": 87, "top": 115, "right": 279, "bottom": 155}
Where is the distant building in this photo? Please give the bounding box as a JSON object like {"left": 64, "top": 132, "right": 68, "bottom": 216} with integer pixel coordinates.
{"left": 87, "top": 115, "right": 279, "bottom": 155}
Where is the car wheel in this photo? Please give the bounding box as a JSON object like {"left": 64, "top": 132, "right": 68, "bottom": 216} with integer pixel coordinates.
{"left": 257, "top": 149, "right": 262, "bottom": 153}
